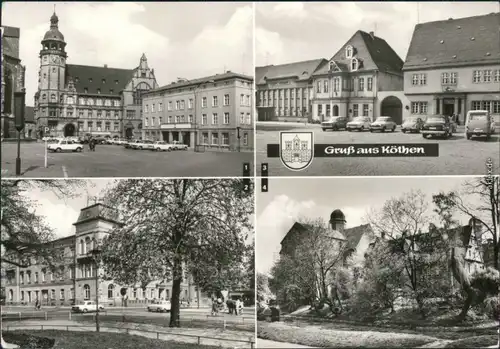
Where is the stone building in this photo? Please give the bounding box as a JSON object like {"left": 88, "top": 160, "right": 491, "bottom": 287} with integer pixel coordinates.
{"left": 1, "top": 25, "right": 26, "bottom": 139}
{"left": 142, "top": 72, "right": 254, "bottom": 151}
{"left": 34, "top": 11, "right": 159, "bottom": 140}
{"left": 403, "top": 12, "right": 500, "bottom": 125}
{"left": 4, "top": 203, "right": 210, "bottom": 307}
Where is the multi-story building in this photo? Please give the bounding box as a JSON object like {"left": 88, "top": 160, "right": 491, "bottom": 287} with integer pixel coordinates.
{"left": 142, "top": 71, "right": 254, "bottom": 151}
{"left": 4, "top": 203, "right": 209, "bottom": 306}
{"left": 34, "top": 11, "right": 159, "bottom": 140}
{"left": 255, "top": 59, "right": 325, "bottom": 122}
{"left": 311, "top": 30, "right": 407, "bottom": 124}
{"left": 403, "top": 12, "right": 500, "bottom": 125}
{"left": 1, "top": 25, "right": 26, "bottom": 139}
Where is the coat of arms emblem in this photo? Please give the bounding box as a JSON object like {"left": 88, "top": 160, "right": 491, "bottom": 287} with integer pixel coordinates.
{"left": 279, "top": 132, "right": 314, "bottom": 171}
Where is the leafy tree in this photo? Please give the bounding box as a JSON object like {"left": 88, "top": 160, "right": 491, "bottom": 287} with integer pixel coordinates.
{"left": 257, "top": 272, "right": 273, "bottom": 302}
{"left": 99, "top": 179, "right": 253, "bottom": 327}
{"left": 1, "top": 179, "right": 84, "bottom": 348}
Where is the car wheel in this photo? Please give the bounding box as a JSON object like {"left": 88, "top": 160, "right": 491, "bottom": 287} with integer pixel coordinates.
{"left": 381, "top": 127, "right": 386, "bottom": 132}
{"left": 139, "top": 146, "right": 143, "bottom": 150}
{"left": 56, "top": 148, "right": 62, "bottom": 152}
{"left": 402, "top": 129, "right": 406, "bottom": 133}
{"left": 322, "top": 128, "right": 326, "bottom": 131}
{"left": 157, "top": 148, "right": 161, "bottom": 151}
{"left": 360, "top": 126, "right": 364, "bottom": 131}
{"left": 466, "top": 133, "right": 472, "bottom": 140}
{"left": 157, "top": 308, "right": 161, "bottom": 312}
{"left": 369, "top": 130, "right": 373, "bottom": 133}
{"left": 76, "top": 147, "right": 82, "bottom": 152}
{"left": 392, "top": 127, "right": 396, "bottom": 132}
{"left": 422, "top": 134, "right": 428, "bottom": 139}
{"left": 82, "top": 309, "right": 88, "bottom": 313}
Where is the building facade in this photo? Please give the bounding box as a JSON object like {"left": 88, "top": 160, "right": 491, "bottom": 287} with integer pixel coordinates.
{"left": 311, "top": 30, "right": 407, "bottom": 124}
{"left": 4, "top": 203, "right": 209, "bottom": 306}
{"left": 34, "top": 12, "right": 159, "bottom": 140}
{"left": 255, "top": 59, "right": 325, "bottom": 122}
{"left": 1, "top": 26, "right": 26, "bottom": 139}
{"left": 403, "top": 13, "right": 500, "bottom": 125}
{"left": 142, "top": 72, "right": 254, "bottom": 151}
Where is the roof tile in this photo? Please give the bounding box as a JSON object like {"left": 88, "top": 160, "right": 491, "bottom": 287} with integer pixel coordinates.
{"left": 65, "top": 64, "right": 135, "bottom": 95}
{"left": 256, "top": 59, "right": 327, "bottom": 85}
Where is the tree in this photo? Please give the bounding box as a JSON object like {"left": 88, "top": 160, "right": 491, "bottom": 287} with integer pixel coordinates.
{"left": 366, "top": 190, "right": 448, "bottom": 318}
{"left": 433, "top": 176, "right": 499, "bottom": 270}
{"left": 257, "top": 272, "right": 273, "bottom": 302}
{"left": 99, "top": 179, "right": 253, "bottom": 327}
{"left": 1, "top": 179, "right": 84, "bottom": 349}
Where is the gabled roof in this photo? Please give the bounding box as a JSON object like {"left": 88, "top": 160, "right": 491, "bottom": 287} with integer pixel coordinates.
{"left": 313, "top": 30, "right": 403, "bottom": 76}
{"left": 343, "top": 224, "right": 372, "bottom": 250}
{"left": 73, "top": 203, "right": 121, "bottom": 226}
{"left": 403, "top": 12, "right": 500, "bottom": 70}
{"left": 148, "top": 71, "right": 253, "bottom": 94}
{"left": 256, "top": 59, "right": 327, "bottom": 85}
{"left": 2, "top": 26, "right": 21, "bottom": 60}
{"left": 65, "top": 64, "right": 135, "bottom": 96}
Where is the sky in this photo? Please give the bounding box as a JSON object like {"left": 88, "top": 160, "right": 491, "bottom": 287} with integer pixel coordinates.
{"left": 256, "top": 176, "right": 491, "bottom": 274}
{"left": 1, "top": 1, "right": 253, "bottom": 107}
{"left": 255, "top": 1, "right": 500, "bottom": 66}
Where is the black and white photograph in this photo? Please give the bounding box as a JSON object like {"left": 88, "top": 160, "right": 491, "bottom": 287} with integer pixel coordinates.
{"left": 1, "top": 179, "right": 255, "bottom": 349}
{"left": 256, "top": 176, "right": 500, "bottom": 348}
{"left": 1, "top": 2, "right": 254, "bottom": 178}
{"left": 255, "top": 2, "right": 500, "bottom": 176}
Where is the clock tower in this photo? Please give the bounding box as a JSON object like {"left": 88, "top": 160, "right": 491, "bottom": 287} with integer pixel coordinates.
{"left": 36, "top": 11, "right": 67, "bottom": 122}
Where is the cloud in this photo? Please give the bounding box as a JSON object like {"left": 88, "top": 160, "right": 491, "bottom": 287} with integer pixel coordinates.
{"left": 255, "top": 27, "right": 285, "bottom": 66}
{"left": 256, "top": 195, "right": 318, "bottom": 274}
{"left": 271, "top": 3, "right": 308, "bottom": 20}
{"left": 33, "top": 197, "right": 79, "bottom": 239}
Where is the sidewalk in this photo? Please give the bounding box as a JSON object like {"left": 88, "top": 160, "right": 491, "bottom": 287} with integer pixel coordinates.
{"left": 0, "top": 163, "right": 65, "bottom": 178}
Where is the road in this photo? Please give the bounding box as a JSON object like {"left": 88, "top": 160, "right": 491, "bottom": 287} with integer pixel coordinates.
{"left": 257, "top": 338, "right": 315, "bottom": 348}
{"left": 1, "top": 142, "right": 253, "bottom": 178}
{"left": 256, "top": 124, "right": 500, "bottom": 176}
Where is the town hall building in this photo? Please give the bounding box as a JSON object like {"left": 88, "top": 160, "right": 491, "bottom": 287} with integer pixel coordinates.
{"left": 34, "top": 11, "right": 159, "bottom": 140}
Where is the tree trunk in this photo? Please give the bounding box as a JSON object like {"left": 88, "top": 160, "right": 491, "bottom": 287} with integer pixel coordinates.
{"left": 169, "top": 256, "right": 182, "bottom": 328}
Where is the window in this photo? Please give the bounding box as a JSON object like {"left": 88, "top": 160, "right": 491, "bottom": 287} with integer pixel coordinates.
{"left": 67, "top": 96, "right": 74, "bottom": 104}
{"left": 346, "top": 45, "right": 353, "bottom": 58}
{"left": 105, "top": 122, "right": 110, "bottom": 131}
{"left": 202, "top": 132, "right": 209, "bottom": 144}
{"left": 333, "top": 78, "right": 340, "bottom": 91}
{"left": 483, "top": 70, "right": 492, "bottom": 83}
{"left": 363, "top": 104, "right": 369, "bottom": 117}
{"left": 180, "top": 100, "right": 185, "bottom": 109}
{"left": 60, "top": 289, "right": 65, "bottom": 299}
{"left": 246, "top": 113, "right": 251, "bottom": 125}
{"left": 51, "top": 289, "right": 55, "bottom": 300}
{"left": 27, "top": 272, "right": 31, "bottom": 284}
{"left": 212, "top": 132, "right": 219, "bottom": 145}
{"left": 151, "top": 104, "right": 155, "bottom": 112}
{"left": 323, "top": 80, "right": 329, "bottom": 93}
{"left": 223, "top": 112, "right": 230, "bottom": 124}
{"left": 411, "top": 101, "right": 428, "bottom": 114}
{"left": 158, "top": 103, "right": 163, "bottom": 112}
{"left": 351, "top": 58, "right": 358, "bottom": 71}
{"left": 246, "top": 95, "right": 250, "bottom": 106}
{"left": 329, "top": 61, "right": 335, "bottom": 71}
{"left": 108, "top": 284, "right": 114, "bottom": 298}
{"left": 326, "top": 104, "right": 331, "bottom": 117}
{"left": 243, "top": 133, "right": 248, "bottom": 146}
{"left": 494, "top": 70, "right": 500, "bottom": 83}
{"left": 481, "top": 101, "right": 491, "bottom": 112}
{"left": 353, "top": 104, "right": 359, "bottom": 117}
{"left": 201, "top": 97, "right": 207, "bottom": 108}
{"left": 473, "top": 70, "right": 481, "bottom": 83}
{"left": 419, "top": 74, "right": 427, "bottom": 85}
{"left": 240, "top": 112, "right": 245, "bottom": 124}
{"left": 35, "top": 272, "right": 39, "bottom": 283}
{"left": 224, "top": 94, "right": 230, "bottom": 106}
{"left": 104, "top": 99, "right": 111, "bottom": 107}
{"left": 175, "top": 101, "right": 180, "bottom": 110}
{"left": 212, "top": 96, "right": 218, "bottom": 107}
{"left": 471, "top": 101, "right": 481, "bottom": 110}
{"left": 69, "top": 267, "right": 73, "bottom": 279}
{"left": 359, "top": 78, "right": 364, "bottom": 91}
{"left": 188, "top": 115, "right": 193, "bottom": 123}
{"left": 144, "top": 104, "right": 148, "bottom": 113}
{"left": 222, "top": 133, "right": 229, "bottom": 145}
{"left": 97, "top": 89, "right": 101, "bottom": 94}
{"left": 411, "top": 73, "right": 427, "bottom": 86}
{"left": 450, "top": 72, "right": 457, "bottom": 85}
{"left": 51, "top": 94, "right": 56, "bottom": 102}
{"left": 168, "top": 101, "right": 172, "bottom": 111}
{"left": 492, "top": 101, "right": 500, "bottom": 114}
{"left": 84, "top": 285, "right": 90, "bottom": 299}
{"left": 441, "top": 72, "right": 450, "bottom": 84}
{"left": 175, "top": 115, "right": 180, "bottom": 123}
{"left": 316, "top": 81, "right": 321, "bottom": 93}
{"left": 202, "top": 114, "right": 207, "bottom": 125}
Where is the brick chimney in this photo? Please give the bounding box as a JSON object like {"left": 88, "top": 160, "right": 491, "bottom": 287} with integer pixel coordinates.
{"left": 104, "top": 64, "right": 108, "bottom": 68}
{"left": 369, "top": 31, "right": 375, "bottom": 39}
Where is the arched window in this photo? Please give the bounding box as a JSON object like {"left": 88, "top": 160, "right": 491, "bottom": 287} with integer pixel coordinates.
{"left": 346, "top": 45, "right": 353, "bottom": 59}
{"left": 79, "top": 239, "right": 84, "bottom": 254}
{"left": 83, "top": 284, "right": 90, "bottom": 299}
{"left": 329, "top": 62, "right": 335, "bottom": 71}
{"left": 9, "top": 289, "right": 13, "bottom": 301}
{"left": 50, "top": 94, "right": 56, "bottom": 102}
{"left": 42, "top": 94, "right": 47, "bottom": 100}
{"left": 133, "top": 82, "right": 151, "bottom": 105}
{"left": 85, "top": 237, "right": 91, "bottom": 254}
{"left": 138, "top": 123, "right": 142, "bottom": 130}
{"left": 351, "top": 58, "right": 358, "bottom": 71}
{"left": 108, "top": 284, "right": 114, "bottom": 298}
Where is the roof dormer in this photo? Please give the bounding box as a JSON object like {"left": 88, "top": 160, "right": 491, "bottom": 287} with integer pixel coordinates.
{"left": 351, "top": 58, "right": 359, "bottom": 71}
{"left": 345, "top": 45, "right": 355, "bottom": 59}
{"left": 329, "top": 61, "right": 342, "bottom": 72}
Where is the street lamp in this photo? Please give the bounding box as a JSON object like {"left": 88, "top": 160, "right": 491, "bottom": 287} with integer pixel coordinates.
{"left": 177, "top": 77, "right": 214, "bottom": 152}
{"left": 89, "top": 247, "right": 102, "bottom": 333}
{"left": 14, "top": 89, "right": 26, "bottom": 176}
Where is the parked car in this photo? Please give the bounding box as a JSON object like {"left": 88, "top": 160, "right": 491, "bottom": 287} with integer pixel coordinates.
{"left": 131, "top": 140, "right": 154, "bottom": 150}
{"left": 124, "top": 139, "right": 141, "bottom": 148}
{"left": 151, "top": 141, "right": 174, "bottom": 151}
{"left": 321, "top": 116, "right": 348, "bottom": 131}
{"left": 465, "top": 110, "right": 494, "bottom": 140}
{"left": 346, "top": 116, "right": 371, "bottom": 131}
{"left": 71, "top": 300, "right": 104, "bottom": 313}
{"left": 421, "top": 115, "right": 456, "bottom": 139}
{"left": 147, "top": 300, "right": 171, "bottom": 313}
{"left": 48, "top": 139, "right": 84, "bottom": 152}
{"left": 370, "top": 116, "right": 397, "bottom": 132}
{"left": 401, "top": 116, "right": 426, "bottom": 133}
{"left": 170, "top": 141, "right": 188, "bottom": 150}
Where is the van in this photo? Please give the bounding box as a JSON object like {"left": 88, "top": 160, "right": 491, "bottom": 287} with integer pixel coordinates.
{"left": 465, "top": 110, "right": 493, "bottom": 140}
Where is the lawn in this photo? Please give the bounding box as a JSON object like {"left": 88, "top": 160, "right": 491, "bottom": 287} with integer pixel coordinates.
{"left": 444, "top": 335, "right": 498, "bottom": 348}
{"left": 3, "top": 330, "right": 222, "bottom": 349}
{"left": 257, "top": 322, "right": 439, "bottom": 348}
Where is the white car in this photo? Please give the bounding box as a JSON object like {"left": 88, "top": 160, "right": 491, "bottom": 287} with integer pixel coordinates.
{"left": 48, "top": 139, "right": 84, "bottom": 152}
{"left": 347, "top": 116, "right": 372, "bottom": 131}
{"left": 170, "top": 141, "right": 188, "bottom": 150}
{"left": 71, "top": 300, "right": 104, "bottom": 313}
{"left": 131, "top": 140, "right": 154, "bottom": 150}
{"left": 147, "top": 300, "right": 171, "bottom": 313}
{"left": 151, "top": 141, "right": 174, "bottom": 152}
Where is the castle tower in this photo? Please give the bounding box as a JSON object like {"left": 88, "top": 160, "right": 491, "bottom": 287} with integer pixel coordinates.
{"left": 36, "top": 10, "right": 67, "bottom": 127}
{"left": 330, "top": 209, "right": 346, "bottom": 233}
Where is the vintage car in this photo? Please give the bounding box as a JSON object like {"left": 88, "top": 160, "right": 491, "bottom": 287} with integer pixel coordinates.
{"left": 369, "top": 116, "right": 397, "bottom": 132}
{"left": 346, "top": 116, "right": 371, "bottom": 131}
{"left": 124, "top": 139, "right": 142, "bottom": 149}
{"left": 421, "top": 115, "right": 456, "bottom": 139}
{"left": 147, "top": 300, "right": 171, "bottom": 313}
{"left": 47, "top": 139, "right": 84, "bottom": 153}
{"left": 71, "top": 300, "right": 104, "bottom": 313}
{"left": 151, "top": 141, "right": 174, "bottom": 151}
{"left": 401, "top": 116, "right": 426, "bottom": 133}
{"left": 321, "top": 116, "right": 348, "bottom": 131}
{"left": 170, "top": 141, "right": 188, "bottom": 150}
{"left": 131, "top": 140, "right": 154, "bottom": 150}
{"left": 465, "top": 110, "right": 494, "bottom": 140}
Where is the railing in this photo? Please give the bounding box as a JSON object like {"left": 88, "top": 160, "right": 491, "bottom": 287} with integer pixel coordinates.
{"left": 4, "top": 324, "right": 255, "bottom": 348}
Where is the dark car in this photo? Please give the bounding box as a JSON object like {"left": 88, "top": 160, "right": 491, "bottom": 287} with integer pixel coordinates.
{"left": 421, "top": 114, "right": 457, "bottom": 139}
{"left": 321, "top": 116, "right": 348, "bottom": 131}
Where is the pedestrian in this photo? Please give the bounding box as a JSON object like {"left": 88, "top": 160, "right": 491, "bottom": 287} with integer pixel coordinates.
{"left": 237, "top": 298, "right": 243, "bottom": 315}
{"left": 35, "top": 298, "right": 39, "bottom": 311}
{"left": 211, "top": 298, "right": 218, "bottom": 316}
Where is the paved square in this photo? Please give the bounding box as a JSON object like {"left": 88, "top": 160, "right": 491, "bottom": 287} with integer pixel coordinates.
{"left": 1, "top": 142, "right": 253, "bottom": 178}
{"left": 256, "top": 124, "right": 500, "bottom": 176}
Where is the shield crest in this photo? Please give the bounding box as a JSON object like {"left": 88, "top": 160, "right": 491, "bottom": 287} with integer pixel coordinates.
{"left": 279, "top": 131, "right": 314, "bottom": 171}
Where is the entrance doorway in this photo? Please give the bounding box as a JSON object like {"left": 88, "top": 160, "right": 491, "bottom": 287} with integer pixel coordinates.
{"left": 172, "top": 131, "right": 179, "bottom": 142}
{"left": 443, "top": 99, "right": 455, "bottom": 116}
{"left": 333, "top": 105, "right": 339, "bottom": 116}
{"left": 183, "top": 132, "right": 191, "bottom": 147}
{"left": 380, "top": 96, "right": 403, "bottom": 124}
{"left": 64, "top": 123, "right": 76, "bottom": 137}
{"left": 162, "top": 131, "right": 170, "bottom": 143}
{"left": 125, "top": 128, "right": 133, "bottom": 139}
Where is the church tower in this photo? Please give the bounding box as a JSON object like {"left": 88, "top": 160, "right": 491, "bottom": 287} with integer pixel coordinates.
{"left": 36, "top": 10, "right": 67, "bottom": 124}
{"left": 330, "top": 209, "right": 346, "bottom": 233}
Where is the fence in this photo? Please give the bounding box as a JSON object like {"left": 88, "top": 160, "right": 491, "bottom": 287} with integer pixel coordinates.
{"left": 3, "top": 324, "right": 255, "bottom": 348}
